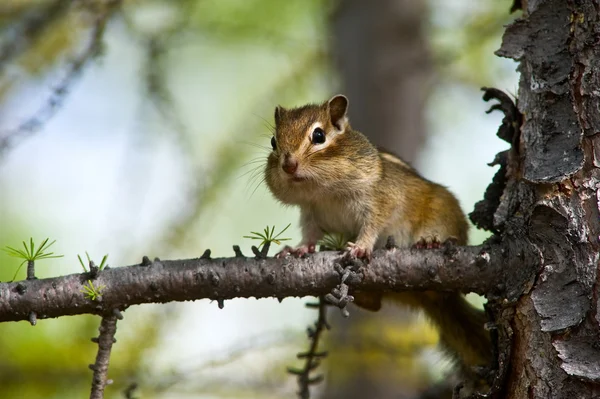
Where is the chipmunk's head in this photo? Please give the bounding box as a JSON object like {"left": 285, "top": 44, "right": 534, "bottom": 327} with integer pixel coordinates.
{"left": 265, "top": 95, "right": 378, "bottom": 205}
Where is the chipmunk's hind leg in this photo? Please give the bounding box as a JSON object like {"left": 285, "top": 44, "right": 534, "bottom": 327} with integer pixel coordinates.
{"left": 413, "top": 236, "right": 459, "bottom": 249}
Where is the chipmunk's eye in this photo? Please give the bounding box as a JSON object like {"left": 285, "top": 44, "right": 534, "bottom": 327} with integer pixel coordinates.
{"left": 271, "top": 136, "right": 277, "bottom": 151}
{"left": 311, "top": 128, "right": 326, "bottom": 145}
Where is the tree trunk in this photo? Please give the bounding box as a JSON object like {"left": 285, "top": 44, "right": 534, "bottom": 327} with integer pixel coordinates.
{"left": 326, "top": 1, "right": 434, "bottom": 398}
{"left": 328, "top": 0, "right": 600, "bottom": 398}
{"left": 330, "top": 0, "right": 431, "bottom": 164}
{"left": 490, "top": 0, "right": 600, "bottom": 397}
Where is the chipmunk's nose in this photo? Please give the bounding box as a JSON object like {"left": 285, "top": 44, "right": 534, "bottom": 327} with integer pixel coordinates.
{"left": 282, "top": 154, "right": 298, "bottom": 174}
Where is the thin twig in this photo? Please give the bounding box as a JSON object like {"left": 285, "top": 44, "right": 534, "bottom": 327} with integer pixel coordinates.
{"left": 288, "top": 297, "right": 330, "bottom": 399}
{"left": 89, "top": 312, "right": 119, "bottom": 399}
{"left": 26, "top": 260, "right": 35, "bottom": 280}
{"left": 0, "top": 0, "right": 72, "bottom": 68}
{"left": 0, "top": 0, "right": 123, "bottom": 156}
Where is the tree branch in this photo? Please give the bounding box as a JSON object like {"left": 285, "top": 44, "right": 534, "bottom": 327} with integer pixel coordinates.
{"left": 0, "top": 243, "right": 528, "bottom": 323}
{"left": 89, "top": 311, "right": 120, "bottom": 399}
{"left": 0, "top": 0, "right": 72, "bottom": 68}
{"left": 0, "top": 0, "right": 122, "bottom": 156}
{"left": 288, "top": 297, "right": 330, "bottom": 399}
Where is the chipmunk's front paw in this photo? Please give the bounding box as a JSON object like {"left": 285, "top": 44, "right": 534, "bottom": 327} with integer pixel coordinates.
{"left": 275, "top": 244, "right": 316, "bottom": 258}
{"left": 345, "top": 242, "right": 372, "bottom": 261}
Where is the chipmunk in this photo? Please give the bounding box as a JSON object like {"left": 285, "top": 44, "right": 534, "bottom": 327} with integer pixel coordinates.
{"left": 264, "top": 94, "right": 492, "bottom": 373}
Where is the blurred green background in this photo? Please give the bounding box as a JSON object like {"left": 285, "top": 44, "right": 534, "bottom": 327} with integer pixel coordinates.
{"left": 0, "top": 0, "right": 516, "bottom": 398}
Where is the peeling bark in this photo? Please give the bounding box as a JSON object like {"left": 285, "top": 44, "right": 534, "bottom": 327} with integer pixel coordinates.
{"left": 492, "top": 0, "right": 600, "bottom": 397}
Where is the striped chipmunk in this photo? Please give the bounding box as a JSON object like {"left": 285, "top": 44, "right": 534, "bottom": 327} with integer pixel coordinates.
{"left": 264, "top": 95, "right": 491, "bottom": 375}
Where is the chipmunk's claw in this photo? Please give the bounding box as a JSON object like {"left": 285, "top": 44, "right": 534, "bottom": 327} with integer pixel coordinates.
{"left": 414, "top": 236, "right": 442, "bottom": 249}
{"left": 345, "top": 242, "right": 372, "bottom": 262}
{"left": 414, "top": 236, "right": 458, "bottom": 249}
{"left": 275, "top": 244, "right": 316, "bottom": 258}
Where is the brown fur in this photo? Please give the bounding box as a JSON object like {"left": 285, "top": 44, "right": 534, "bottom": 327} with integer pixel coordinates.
{"left": 264, "top": 95, "right": 491, "bottom": 370}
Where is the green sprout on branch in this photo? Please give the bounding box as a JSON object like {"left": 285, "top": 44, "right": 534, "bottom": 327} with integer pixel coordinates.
{"left": 2, "top": 238, "right": 63, "bottom": 280}
{"left": 243, "top": 223, "right": 292, "bottom": 249}
{"left": 81, "top": 280, "right": 105, "bottom": 301}
{"left": 318, "top": 232, "right": 348, "bottom": 251}
{"left": 78, "top": 252, "right": 109, "bottom": 272}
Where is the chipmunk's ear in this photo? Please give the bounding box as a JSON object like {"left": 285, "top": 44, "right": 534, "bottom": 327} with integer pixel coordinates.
{"left": 327, "top": 95, "right": 349, "bottom": 130}
{"left": 274, "top": 105, "right": 284, "bottom": 124}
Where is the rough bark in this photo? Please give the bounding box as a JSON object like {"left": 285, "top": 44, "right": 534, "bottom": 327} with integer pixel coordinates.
{"left": 0, "top": 0, "right": 121, "bottom": 157}
{"left": 0, "top": 246, "right": 510, "bottom": 323}
{"left": 89, "top": 313, "right": 119, "bottom": 399}
{"left": 491, "top": 0, "right": 600, "bottom": 397}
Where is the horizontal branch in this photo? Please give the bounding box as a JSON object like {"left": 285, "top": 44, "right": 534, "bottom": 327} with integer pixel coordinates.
{"left": 0, "top": 245, "right": 508, "bottom": 323}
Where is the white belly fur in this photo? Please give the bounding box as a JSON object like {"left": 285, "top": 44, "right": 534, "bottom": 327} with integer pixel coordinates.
{"left": 311, "top": 199, "right": 362, "bottom": 238}
{"left": 310, "top": 198, "right": 414, "bottom": 248}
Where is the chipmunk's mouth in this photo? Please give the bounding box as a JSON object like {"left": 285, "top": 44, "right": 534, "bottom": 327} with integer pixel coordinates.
{"left": 289, "top": 174, "right": 308, "bottom": 183}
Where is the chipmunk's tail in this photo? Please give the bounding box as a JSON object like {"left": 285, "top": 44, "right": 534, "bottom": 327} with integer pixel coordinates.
{"left": 354, "top": 291, "right": 492, "bottom": 368}
{"left": 414, "top": 291, "right": 491, "bottom": 368}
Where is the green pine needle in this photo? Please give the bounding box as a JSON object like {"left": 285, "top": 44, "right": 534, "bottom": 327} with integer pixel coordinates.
{"left": 2, "top": 238, "right": 64, "bottom": 280}
{"left": 99, "top": 254, "right": 109, "bottom": 270}
{"left": 3, "top": 238, "right": 63, "bottom": 262}
{"left": 78, "top": 252, "right": 109, "bottom": 272}
{"left": 318, "top": 232, "right": 349, "bottom": 250}
{"left": 81, "top": 280, "right": 105, "bottom": 301}
{"left": 243, "top": 223, "right": 292, "bottom": 249}
{"left": 78, "top": 254, "right": 87, "bottom": 272}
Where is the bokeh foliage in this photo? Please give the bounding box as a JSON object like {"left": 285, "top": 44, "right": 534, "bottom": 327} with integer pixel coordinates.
{"left": 0, "top": 0, "right": 513, "bottom": 397}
